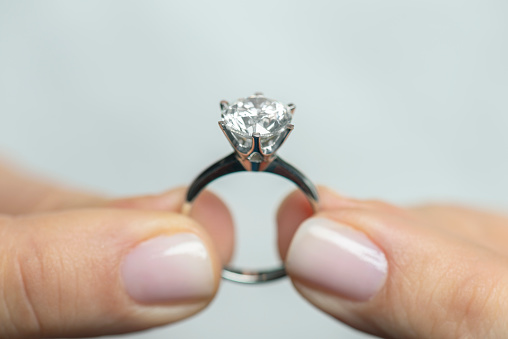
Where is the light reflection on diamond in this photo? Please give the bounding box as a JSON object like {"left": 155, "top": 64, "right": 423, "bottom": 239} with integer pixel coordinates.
{"left": 222, "top": 93, "right": 292, "bottom": 154}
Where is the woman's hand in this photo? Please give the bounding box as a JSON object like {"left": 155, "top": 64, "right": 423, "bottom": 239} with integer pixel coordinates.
{"left": 278, "top": 187, "right": 508, "bottom": 338}
{"left": 5, "top": 158, "right": 508, "bottom": 339}
{"left": 0, "top": 162, "right": 234, "bottom": 338}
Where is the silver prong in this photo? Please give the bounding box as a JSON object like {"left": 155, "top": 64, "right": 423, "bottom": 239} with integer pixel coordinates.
{"left": 220, "top": 100, "right": 229, "bottom": 111}
{"left": 269, "top": 124, "right": 294, "bottom": 153}
{"left": 254, "top": 92, "right": 263, "bottom": 96}
{"left": 288, "top": 103, "right": 296, "bottom": 114}
{"left": 280, "top": 125, "right": 293, "bottom": 143}
{"left": 218, "top": 121, "right": 237, "bottom": 150}
{"left": 218, "top": 121, "right": 227, "bottom": 134}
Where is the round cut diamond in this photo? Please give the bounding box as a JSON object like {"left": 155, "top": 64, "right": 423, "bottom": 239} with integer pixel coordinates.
{"left": 222, "top": 93, "right": 292, "bottom": 154}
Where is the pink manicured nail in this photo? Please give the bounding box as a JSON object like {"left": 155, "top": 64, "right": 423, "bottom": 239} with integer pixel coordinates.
{"left": 286, "top": 217, "right": 387, "bottom": 301}
{"left": 122, "top": 234, "right": 215, "bottom": 303}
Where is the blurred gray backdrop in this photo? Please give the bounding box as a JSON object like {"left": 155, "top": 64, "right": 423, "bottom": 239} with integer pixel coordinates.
{"left": 1, "top": 1, "right": 507, "bottom": 338}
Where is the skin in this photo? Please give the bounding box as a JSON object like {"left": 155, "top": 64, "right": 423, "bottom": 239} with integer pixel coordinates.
{"left": 1, "top": 161, "right": 508, "bottom": 338}
{"left": 277, "top": 188, "right": 508, "bottom": 338}
{"left": 0, "top": 161, "right": 235, "bottom": 338}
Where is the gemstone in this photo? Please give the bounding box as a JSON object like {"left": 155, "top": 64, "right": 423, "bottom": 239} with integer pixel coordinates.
{"left": 222, "top": 93, "right": 292, "bottom": 154}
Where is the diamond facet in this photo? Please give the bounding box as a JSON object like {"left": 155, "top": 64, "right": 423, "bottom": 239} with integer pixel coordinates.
{"left": 221, "top": 93, "right": 292, "bottom": 154}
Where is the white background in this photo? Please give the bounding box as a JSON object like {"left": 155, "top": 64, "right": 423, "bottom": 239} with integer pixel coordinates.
{"left": 0, "top": 1, "right": 507, "bottom": 338}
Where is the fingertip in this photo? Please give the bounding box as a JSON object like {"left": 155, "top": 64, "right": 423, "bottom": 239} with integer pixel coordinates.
{"left": 191, "top": 190, "right": 235, "bottom": 265}
{"left": 5, "top": 209, "right": 223, "bottom": 338}
{"left": 277, "top": 186, "right": 355, "bottom": 260}
{"left": 282, "top": 202, "right": 508, "bottom": 339}
{"left": 121, "top": 232, "right": 217, "bottom": 304}
{"left": 108, "top": 188, "right": 235, "bottom": 265}
{"left": 277, "top": 189, "right": 313, "bottom": 260}
{"left": 285, "top": 216, "right": 388, "bottom": 302}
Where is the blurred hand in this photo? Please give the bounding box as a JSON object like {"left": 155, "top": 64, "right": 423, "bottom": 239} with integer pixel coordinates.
{"left": 277, "top": 187, "right": 508, "bottom": 338}
{"left": 0, "top": 162, "right": 234, "bottom": 338}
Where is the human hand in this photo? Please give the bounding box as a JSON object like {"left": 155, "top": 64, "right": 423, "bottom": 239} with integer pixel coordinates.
{"left": 0, "top": 163, "right": 234, "bottom": 338}
{"left": 5, "top": 159, "right": 507, "bottom": 339}
{"left": 277, "top": 187, "right": 508, "bottom": 338}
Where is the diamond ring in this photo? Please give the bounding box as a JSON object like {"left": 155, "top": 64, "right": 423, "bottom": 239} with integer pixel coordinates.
{"left": 184, "top": 93, "right": 319, "bottom": 284}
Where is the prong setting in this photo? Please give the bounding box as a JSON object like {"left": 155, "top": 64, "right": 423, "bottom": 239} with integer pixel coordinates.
{"left": 220, "top": 100, "right": 229, "bottom": 112}
{"left": 219, "top": 93, "right": 295, "bottom": 171}
{"left": 288, "top": 103, "right": 296, "bottom": 114}
{"left": 218, "top": 121, "right": 237, "bottom": 150}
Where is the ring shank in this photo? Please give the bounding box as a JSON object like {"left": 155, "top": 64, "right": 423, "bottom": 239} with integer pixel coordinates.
{"left": 222, "top": 266, "right": 287, "bottom": 284}
{"left": 185, "top": 152, "right": 318, "bottom": 284}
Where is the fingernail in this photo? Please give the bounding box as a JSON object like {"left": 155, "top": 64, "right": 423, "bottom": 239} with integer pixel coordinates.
{"left": 122, "top": 233, "right": 215, "bottom": 303}
{"left": 286, "top": 217, "right": 387, "bottom": 301}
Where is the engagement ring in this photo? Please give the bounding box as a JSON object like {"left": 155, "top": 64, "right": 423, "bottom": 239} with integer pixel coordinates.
{"left": 185, "top": 93, "right": 318, "bottom": 284}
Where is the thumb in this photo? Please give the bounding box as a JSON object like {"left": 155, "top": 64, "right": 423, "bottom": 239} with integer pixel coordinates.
{"left": 0, "top": 209, "right": 224, "bottom": 338}
{"left": 278, "top": 188, "right": 508, "bottom": 338}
